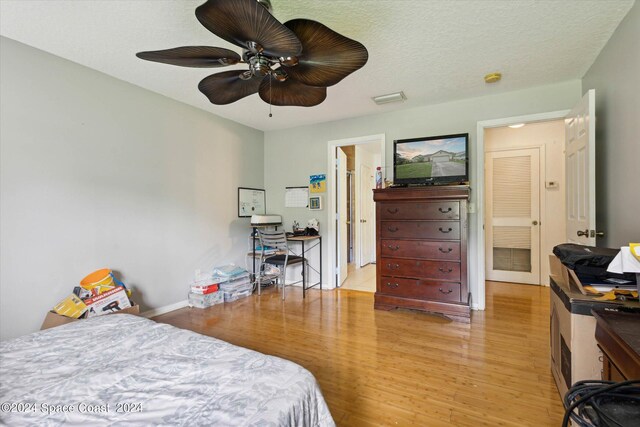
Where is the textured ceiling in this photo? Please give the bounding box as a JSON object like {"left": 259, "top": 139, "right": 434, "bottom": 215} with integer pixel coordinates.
{"left": 0, "top": 0, "right": 634, "bottom": 131}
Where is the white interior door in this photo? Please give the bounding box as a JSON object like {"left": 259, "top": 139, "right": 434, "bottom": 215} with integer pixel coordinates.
{"left": 565, "top": 89, "right": 596, "bottom": 245}
{"left": 337, "top": 148, "right": 348, "bottom": 286}
{"left": 485, "top": 148, "right": 541, "bottom": 284}
{"left": 359, "top": 164, "right": 375, "bottom": 266}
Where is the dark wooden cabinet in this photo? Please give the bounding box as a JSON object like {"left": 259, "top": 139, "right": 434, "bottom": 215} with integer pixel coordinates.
{"left": 373, "top": 186, "right": 471, "bottom": 322}
{"left": 592, "top": 309, "right": 640, "bottom": 381}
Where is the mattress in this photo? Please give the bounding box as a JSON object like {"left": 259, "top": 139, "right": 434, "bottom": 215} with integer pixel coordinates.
{"left": 0, "top": 314, "right": 334, "bottom": 426}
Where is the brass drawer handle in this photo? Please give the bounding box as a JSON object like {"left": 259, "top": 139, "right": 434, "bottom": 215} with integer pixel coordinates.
{"left": 439, "top": 267, "right": 453, "bottom": 273}
{"left": 387, "top": 226, "right": 399, "bottom": 232}
{"left": 439, "top": 288, "right": 453, "bottom": 294}
{"left": 438, "top": 247, "right": 453, "bottom": 253}
{"left": 387, "top": 208, "right": 399, "bottom": 214}
{"left": 386, "top": 282, "right": 399, "bottom": 288}
{"left": 439, "top": 227, "right": 453, "bottom": 233}
{"left": 387, "top": 245, "right": 400, "bottom": 251}
{"left": 386, "top": 263, "right": 400, "bottom": 270}
{"left": 438, "top": 207, "right": 452, "bottom": 213}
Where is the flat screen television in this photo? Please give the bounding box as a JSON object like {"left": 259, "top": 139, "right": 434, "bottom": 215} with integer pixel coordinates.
{"left": 393, "top": 133, "right": 469, "bottom": 185}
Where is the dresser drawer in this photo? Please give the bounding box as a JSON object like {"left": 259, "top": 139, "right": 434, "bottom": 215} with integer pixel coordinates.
{"left": 381, "top": 240, "right": 460, "bottom": 260}
{"left": 381, "top": 221, "right": 460, "bottom": 240}
{"left": 379, "top": 277, "right": 461, "bottom": 302}
{"left": 379, "top": 201, "right": 460, "bottom": 220}
{"left": 380, "top": 258, "right": 460, "bottom": 281}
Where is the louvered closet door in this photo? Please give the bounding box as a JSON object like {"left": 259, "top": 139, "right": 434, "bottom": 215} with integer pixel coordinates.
{"left": 485, "top": 148, "right": 540, "bottom": 284}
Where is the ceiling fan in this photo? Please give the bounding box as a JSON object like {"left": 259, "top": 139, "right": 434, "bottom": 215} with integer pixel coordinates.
{"left": 136, "top": 0, "right": 368, "bottom": 110}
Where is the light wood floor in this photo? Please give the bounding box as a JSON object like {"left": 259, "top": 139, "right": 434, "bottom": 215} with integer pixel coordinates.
{"left": 340, "top": 263, "right": 376, "bottom": 292}
{"left": 155, "top": 281, "right": 565, "bottom": 426}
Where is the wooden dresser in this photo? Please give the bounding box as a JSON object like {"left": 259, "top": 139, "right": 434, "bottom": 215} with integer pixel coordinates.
{"left": 373, "top": 186, "right": 470, "bottom": 322}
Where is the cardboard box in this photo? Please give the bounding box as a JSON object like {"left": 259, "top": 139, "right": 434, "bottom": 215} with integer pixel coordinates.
{"left": 549, "top": 255, "right": 569, "bottom": 287}
{"left": 41, "top": 303, "right": 139, "bottom": 331}
{"left": 549, "top": 254, "right": 592, "bottom": 295}
{"left": 84, "top": 286, "right": 131, "bottom": 317}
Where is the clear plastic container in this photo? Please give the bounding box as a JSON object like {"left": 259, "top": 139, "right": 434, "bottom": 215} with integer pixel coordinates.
{"left": 223, "top": 289, "right": 252, "bottom": 303}
{"left": 188, "top": 291, "right": 224, "bottom": 308}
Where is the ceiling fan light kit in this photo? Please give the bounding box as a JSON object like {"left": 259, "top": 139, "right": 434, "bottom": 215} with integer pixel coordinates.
{"left": 136, "top": 0, "right": 368, "bottom": 110}
{"left": 372, "top": 91, "right": 407, "bottom": 105}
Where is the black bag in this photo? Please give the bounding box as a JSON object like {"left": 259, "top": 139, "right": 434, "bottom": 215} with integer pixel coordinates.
{"left": 553, "top": 244, "right": 636, "bottom": 282}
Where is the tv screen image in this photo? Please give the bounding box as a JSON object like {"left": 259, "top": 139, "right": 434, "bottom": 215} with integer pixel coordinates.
{"left": 394, "top": 133, "right": 468, "bottom": 185}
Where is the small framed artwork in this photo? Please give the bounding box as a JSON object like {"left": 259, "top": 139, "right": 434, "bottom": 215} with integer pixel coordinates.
{"left": 309, "top": 196, "right": 322, "bottom": 210}
{"left": 309, "top": 174, "right": 326, "bottom": 193}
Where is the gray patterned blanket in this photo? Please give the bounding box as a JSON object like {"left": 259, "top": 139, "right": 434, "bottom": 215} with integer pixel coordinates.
{"left": 0, "top": 314, "right": 334, "bottom": 426}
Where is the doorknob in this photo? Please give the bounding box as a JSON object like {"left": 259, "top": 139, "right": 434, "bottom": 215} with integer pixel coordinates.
{"left": 576, "top": 229, "right": 589, "bottom": 237}
{"left": 593, "top": 230, "right": 605, "bottom": 238}
{"left": 532, "top": 220, "right": 538, "bottom": 226}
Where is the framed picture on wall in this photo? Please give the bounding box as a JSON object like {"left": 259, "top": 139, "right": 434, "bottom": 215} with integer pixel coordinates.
{"left": 238, "top": 187, "right": 266, "bottom": 217}
{"left": 309, "top": 196, "right": 322, "bottom": 210}
{"left": 309, "top": 174, "right": 326, "bottom": 193}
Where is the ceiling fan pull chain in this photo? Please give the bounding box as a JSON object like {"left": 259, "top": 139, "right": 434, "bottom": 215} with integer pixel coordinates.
{"left": 269, "top": 74, "right": 273, "bottom": 117}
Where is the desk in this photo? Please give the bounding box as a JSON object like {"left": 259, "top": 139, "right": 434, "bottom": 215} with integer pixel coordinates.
{"left": 286, "top": 235, "right": 322, "bottom": 297}
{"left": 250, "top": 228, "right": 322, "bottom": 298}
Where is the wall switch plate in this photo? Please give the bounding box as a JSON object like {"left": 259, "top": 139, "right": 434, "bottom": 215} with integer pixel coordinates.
{"left": 546, "top": 181, "right": 559, "bottom": 189}
{"left": 468, "top": 202, "right": 476, "bottom": 213}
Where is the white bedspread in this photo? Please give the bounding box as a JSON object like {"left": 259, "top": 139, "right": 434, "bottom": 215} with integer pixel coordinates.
{"left": 0, "top": 314, "right": 334, "bottom": 426}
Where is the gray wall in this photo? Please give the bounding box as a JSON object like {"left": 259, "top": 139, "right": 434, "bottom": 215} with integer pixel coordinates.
{"left": 0, "top": 37, "right": 264, "bottom": 340}
{"left": 582, "top": 1, "right": 640, "bottom": 247}
{"left": 264, "top": 80, "right": 582, "bottom": 307}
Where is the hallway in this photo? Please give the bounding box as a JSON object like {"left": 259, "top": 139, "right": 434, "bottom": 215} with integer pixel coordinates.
{"left": 339, "top": 263, "right": 376, "bottom": 292}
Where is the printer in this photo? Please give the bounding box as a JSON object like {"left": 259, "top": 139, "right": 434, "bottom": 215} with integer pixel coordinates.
{"left": 250, "top": 215, "right": 282, "bottom": 227}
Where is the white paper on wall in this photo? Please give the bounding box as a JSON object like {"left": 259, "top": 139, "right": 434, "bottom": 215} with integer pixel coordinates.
{"left": 285, "top": 187, "right": 309, "bottom": 208}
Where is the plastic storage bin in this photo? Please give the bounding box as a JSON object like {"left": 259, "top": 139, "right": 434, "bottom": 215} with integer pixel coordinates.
{"left": 188, "top": 291, "right": 224, "bottom": 308}
{"left": 224, "top": 289, "right": 252, "bottom": 303}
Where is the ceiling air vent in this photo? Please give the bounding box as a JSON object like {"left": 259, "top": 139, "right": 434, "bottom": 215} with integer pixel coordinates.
{"left": 372, "top": 91, "right": 406, "bottom": 105}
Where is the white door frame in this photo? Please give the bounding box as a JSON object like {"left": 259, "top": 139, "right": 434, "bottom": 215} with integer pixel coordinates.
{"left": 327, "top": 134, "right": 386, "bottom": 288}
{"left": 475, "top": 111, "right": 568, "bottom": 310}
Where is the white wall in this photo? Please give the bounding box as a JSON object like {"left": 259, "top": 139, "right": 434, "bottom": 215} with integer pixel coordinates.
{"left": 582, "top": 1, "right": 640, "bottom": 247}
{"left": 485, "top": 121, "right": 566, "bottom": 284}
{"left": 0, "top": 37, "right": 264, "bottom": 340}
{"left": 264, "top": 80, "right": 582, "bottom": 308}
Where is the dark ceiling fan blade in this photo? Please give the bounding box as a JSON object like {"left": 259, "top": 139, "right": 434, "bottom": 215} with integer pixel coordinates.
{"left": 198, "top": 70, "right": 262, "bottom": 105}
{"left": 283, "top": 19, "right": 368, "bottom": 87}
{"left": 195, "top": 0, "right": 301, "bottom": 58}
{"left": 136, "top": 46, "right": 241, "bottom": 68}
{"left": 258, "top": 76, "right": 327, "bottom": 107}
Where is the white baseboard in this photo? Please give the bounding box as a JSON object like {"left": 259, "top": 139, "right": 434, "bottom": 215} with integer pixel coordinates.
{"left": 141, "top": 300, "right": 189, "bottom": 319}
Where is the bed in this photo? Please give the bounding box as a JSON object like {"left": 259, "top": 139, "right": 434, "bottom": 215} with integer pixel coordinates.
{"left": 0, "top": 314, "right": 334, "bottom": 426}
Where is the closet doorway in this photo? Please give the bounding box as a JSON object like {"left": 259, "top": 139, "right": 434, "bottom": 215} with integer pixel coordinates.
{"left": 484, "top": 120, "right": 566, "bottom": 286}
